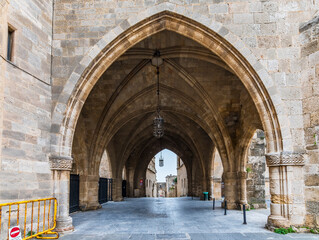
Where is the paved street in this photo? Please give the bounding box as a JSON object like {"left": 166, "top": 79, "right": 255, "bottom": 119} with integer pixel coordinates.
{"left": 60, "top": 198, "right": 319, "bottom": 240}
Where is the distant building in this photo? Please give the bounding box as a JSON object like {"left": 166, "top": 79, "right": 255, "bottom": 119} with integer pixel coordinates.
{"left": 176, "top": 157, "right": 188, "bottom": 197}
{"left": 157, "top": 182, "right": 166, "bottom": 197}
{"left": 166, "top": 174, "right": 177, "bottom": 197}
{"left": 146, "top": 157, "right": 157, "bottom": 197}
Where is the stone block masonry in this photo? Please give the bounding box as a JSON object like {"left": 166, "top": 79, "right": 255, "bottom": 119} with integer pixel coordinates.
{"left": 0, "top": 0, "right": 53, "bottom": 203}
{"left": 0, "top": 0, "right": 318, "bottom": 232}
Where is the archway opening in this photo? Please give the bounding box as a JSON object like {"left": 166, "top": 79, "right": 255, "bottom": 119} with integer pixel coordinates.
{"left": 58, "top": 11, "right": 298, "bottom": 233}
{"left": 70, "top": 28, "right": 266, "bottom": 210}
{"left": 144, "top": 149, "right": 189, "bottom": 198}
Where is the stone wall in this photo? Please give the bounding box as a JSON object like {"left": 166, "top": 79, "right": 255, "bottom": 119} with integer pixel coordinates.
{"left": 177, "top": 158, "right": 188, "bottom": 197}
{"left": 145, "top": 157, "right": 156, "bottom": 197}
{"left": 247, "top": 130, "right": 267, "bottom": 208}
{"left": 0, "top": 0, "right": 53, "bottom": 202}
{"left": 300, "top": 14, "right": 319, "bottom": 228}
{"left": 0, "top": 0, "right": 318, "bottom": 230}
{"left": 166, "top": 174, "right": 177, "bottom": 198}
{"left": 157, "top": 182, "right": 166, "bottom": 197}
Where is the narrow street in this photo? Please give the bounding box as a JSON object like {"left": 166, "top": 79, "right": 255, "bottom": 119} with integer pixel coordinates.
{"left": 60, "top": 198, "right": 318, "bottom": 240}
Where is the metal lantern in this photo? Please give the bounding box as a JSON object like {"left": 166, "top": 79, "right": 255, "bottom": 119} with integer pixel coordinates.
{"left": 153, "top": 115, "right": 164, "bottom": 138}
{"left": 159, "top": 152, "right": 164, "bottom": 167}
{"left": 151, "top": 49, "right": 164, "bottom": 139}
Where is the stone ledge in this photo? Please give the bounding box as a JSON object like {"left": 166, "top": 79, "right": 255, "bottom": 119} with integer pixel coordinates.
{"left": 265, "top": 152, "right": 305, "bottom": 167}
{"left": 49, "top": 155, "right": 73, "bottom": 171}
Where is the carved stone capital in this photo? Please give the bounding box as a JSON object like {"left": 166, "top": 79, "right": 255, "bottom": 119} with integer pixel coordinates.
{"left": 265, "top": 152, "right": 305, "bottom": 167}
{"left": 238, "top": 172, "right": 247, "bottom": 179}
{"left": 49, "top": 155, "right": 73, "bottom": 171}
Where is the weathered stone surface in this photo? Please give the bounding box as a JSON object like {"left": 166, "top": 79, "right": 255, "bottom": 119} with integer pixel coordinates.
{"left": 0, "top": 0, "right": 319, "bottom": 232}
{"left": 247, "top": 130, "right": 267, "bottom": 207}
{"left": 50, "top": 155, "right": 73, "bottom": 171}
{"left": 305, "top": 174, "right": 319, "bottom": 186}
{"left": 265, "top": 152, "right": 305, "bottom": 166}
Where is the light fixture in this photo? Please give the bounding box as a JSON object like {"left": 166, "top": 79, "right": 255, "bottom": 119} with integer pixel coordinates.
{"left": 159, "top": 151, "right": 164, "bottom": 167}
{"left": 152, "top": 50, "right": 164, "bottom": 138}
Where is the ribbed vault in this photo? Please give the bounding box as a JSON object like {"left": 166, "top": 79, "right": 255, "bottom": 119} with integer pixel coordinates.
{"left": 71, "top": 30, "right": 262, "bottom": 203}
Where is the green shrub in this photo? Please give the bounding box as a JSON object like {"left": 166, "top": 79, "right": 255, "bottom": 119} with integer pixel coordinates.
{"left": 287, "top": 227, "right": 296, "bottom": 233}
{"left": 274, "top": 228, "right": 288, "bottom": 234}
{"left": 26, "top": 231, "right": 42, "bottom": 237}
{"left": 274, "top": 227, "right": 295, "bottom": 235}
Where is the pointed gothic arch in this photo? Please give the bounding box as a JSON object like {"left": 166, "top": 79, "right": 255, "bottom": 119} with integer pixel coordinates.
{"left": 50, "top": 8, "right": 306, "bottom": 231}
{"left": 51, "top": 9, "right": 288, "bottom": 160}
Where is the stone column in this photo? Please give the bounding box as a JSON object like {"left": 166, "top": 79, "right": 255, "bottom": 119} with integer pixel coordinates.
{"left": 49, "top": 155, "right": 74, "bottom": 233}
{"left": 127, "top": 167, "right": 135, "bottom": 197}
{"left": 223, "top": 172, "right": 238, "bottom": 209}
{"left": 266, "top": 152, "right": 305, "bottom": 228}
{"left": 206, "top": 176, "right": 212, "bottom": 198}
{"left": 79, "top": 175, "right": 101, "bottom": 211}
{"left": 112, "top": 177, "right": 123, "bottom": 202}
{"left": 238, "top": 172, "right": 248, "bottom": 206}
{"left": 212, "top": 177, "right": 222, "bottom": 200}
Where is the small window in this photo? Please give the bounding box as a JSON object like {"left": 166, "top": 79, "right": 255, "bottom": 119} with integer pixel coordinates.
{"left": 7, "top": 26, "right": 15, "bottom": 61}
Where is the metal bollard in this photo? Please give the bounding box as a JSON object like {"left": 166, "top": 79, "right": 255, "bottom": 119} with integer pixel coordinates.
{"left": 213, "top": 198, "right": 215, "bottom": 210}
{"left": 224, "top": 200, "right": 227, "bottom": 215}
{"left": 243, "top": 204, "right": 247, "bottom": 224}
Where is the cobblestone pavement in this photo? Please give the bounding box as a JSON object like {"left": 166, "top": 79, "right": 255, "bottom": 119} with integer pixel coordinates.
{"left": 60, "top": 197, "right": 319, "bottom": 240}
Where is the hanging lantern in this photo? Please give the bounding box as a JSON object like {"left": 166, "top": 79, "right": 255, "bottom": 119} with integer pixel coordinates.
{"left": 153, "top": 114, "right": 164, "bottom": 138}
{"left": 151, "top": 49, "right": 164, "bottom": 139}
{"left": 159, "top": 152, "right": 164, "bottom": 167}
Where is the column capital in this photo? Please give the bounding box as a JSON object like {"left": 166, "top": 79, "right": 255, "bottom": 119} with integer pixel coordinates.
{"left": 238, "top": 171, "right": 247, "bottom": 179}
{"left": 49, "top": 155, "right": 73, "bottom": 171}
{"left": 265, "top": 152, "right": 305, "bottom": 167}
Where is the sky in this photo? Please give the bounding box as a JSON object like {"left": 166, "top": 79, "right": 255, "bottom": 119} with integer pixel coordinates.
{"left": 154, "top": 149, "right": 177, "bottom": 182}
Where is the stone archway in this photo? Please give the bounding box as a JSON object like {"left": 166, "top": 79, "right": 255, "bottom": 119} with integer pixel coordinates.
{"left": 51, "top": 10, "right": 287, "bottom": 158}
{"left": 49, "top": 9, "right": 305, "bottom": 232}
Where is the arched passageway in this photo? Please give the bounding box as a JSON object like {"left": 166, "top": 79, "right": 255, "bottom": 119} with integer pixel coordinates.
{"left": 143, "top": 150, "right": 189, "bottom": 198}
{"left": 49, "top": 11, "right": 306, "bottom": 232}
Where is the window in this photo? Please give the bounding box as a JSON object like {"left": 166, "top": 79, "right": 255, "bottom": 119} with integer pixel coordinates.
{"left": 7, "top": 26, "right": 15, "bottom": 61}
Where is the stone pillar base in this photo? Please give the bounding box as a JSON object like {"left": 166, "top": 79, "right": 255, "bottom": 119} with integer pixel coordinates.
{"left": 221, "top": 201, "right": 237, "bottom": 209}
{"left": 114, "top": 196, "right": 123, "bottom": 202}
{"left": 79, "top": 203, "right": 102, "bottom": 211}
{"left": 55, "top": 216, "right": 74, "bottom": 233}
{"left": 227, "top": 202, "right": 238, "bottom": 209}
{"left": 239, "top": 203, "right": 249, "bottom": 211}
{"left": 267, "top": 215, "right": 290, "bottom": 229}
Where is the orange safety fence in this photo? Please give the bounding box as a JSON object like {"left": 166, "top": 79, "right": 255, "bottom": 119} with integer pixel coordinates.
{"left": 0, "top": 197, "right": 58, "bottom": 239}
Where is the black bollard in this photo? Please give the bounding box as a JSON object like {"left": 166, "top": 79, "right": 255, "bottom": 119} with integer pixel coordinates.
{"left": 224, "top": 200, "right": 227, "bottom": 215}
{"left": 243, "top": 204, "right": 247, "bottom": 224}
{"left": 213, "top": 198, "right": 215, "bottom": 210}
